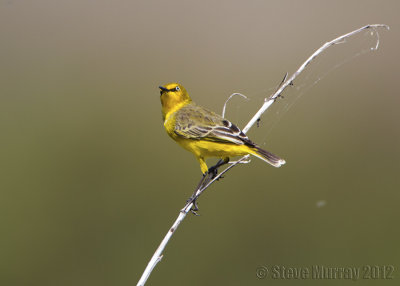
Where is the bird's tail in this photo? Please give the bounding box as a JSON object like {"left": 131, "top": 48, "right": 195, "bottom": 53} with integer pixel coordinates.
{"left": 250, "top": 146, "right": 286, "bottom": 168}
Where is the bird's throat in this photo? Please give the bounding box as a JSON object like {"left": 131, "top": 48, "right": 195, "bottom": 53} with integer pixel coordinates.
{"left": 162, "top": 99, "right": 190, "bottom": 123}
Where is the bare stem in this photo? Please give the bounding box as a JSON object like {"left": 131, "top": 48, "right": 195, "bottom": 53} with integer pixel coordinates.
{"left": 242, "top": 24, "right": 389, "bottom": 134}
{"left": 137, "top": 24, "right": 389, "bottom": 286}
{"left": 221, "top": 93, "right": 248, "bottom": 118}
{"left": 137, "top": 156, "right": 248, "bottom": 286}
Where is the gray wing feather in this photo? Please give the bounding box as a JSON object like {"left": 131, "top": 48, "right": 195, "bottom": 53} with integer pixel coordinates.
{"left": 174, "top": 104, "right": 254, "bottom": 146}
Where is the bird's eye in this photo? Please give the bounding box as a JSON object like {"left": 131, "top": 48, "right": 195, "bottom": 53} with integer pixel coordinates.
{"left": 175, "top": 86, "right": 180, "bottom": 91}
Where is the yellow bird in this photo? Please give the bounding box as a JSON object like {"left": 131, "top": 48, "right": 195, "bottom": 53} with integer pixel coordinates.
{"left": 159, "top": 83, "right": 285, "bottom": 174}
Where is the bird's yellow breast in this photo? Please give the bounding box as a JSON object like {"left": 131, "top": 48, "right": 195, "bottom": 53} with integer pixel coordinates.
{"left": 172, "top": 135, "right": 250, "bottom": 159}
{"left": 163, "top": 106, "right": 251, "bottom": 159}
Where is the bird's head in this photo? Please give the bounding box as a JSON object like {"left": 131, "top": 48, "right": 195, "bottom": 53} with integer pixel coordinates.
{"left": 159, "top": 83, "right": 191, "bottom": 118}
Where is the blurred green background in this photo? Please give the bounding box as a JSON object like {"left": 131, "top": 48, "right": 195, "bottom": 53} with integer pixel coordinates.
{"left": 1, "top": 1, "right": 399, "bottom": 285}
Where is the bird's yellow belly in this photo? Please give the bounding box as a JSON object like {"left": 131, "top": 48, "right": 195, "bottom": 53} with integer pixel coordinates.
{"left": 176, "top": 137, "right": 250, "bottom": 159}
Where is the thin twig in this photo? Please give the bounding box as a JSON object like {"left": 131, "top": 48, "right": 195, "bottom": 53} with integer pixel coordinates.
{"left": 137, "top": 24, "right": 388, "bottom": 286}
{"left": 137, "top": 156, "right": 248, "bottom": 286}
{"left": 242, "top": 24, "right": 389, "bottom": 134}
{"left": 221, "top": 93, "right": 248, "bottom": 118}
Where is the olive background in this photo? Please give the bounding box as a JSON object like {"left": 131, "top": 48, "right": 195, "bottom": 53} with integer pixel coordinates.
{"left": 1, "top": 1, "right": 399, "bottom": 285}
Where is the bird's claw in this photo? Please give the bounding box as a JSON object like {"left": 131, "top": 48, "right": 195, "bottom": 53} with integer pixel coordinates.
{"left": 190, "top": 208, "right": 200, "bottom": 216}
{"left": 207, "top": 166, "right": 219, "bottom": 180}
{"left": 185, "top": 195, "right": 200, "bottom": 215}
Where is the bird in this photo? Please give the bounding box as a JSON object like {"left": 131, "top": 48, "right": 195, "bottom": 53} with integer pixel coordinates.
{"left": 159, "top": 82, "right": 285, "bottom": 175}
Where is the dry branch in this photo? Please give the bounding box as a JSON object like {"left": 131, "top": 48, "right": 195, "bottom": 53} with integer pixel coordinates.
{"left": 137, "top": 24, "right": 389, "bottom": 286}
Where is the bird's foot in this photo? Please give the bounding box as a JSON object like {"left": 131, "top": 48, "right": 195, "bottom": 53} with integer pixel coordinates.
{"left": 185, "top": 195, "right": 200, "bottom": 215}
{"left": 207, "top": 165, "right": 219, "bottom": 179}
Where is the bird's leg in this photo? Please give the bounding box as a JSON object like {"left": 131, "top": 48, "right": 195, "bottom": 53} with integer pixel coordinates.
{"left": 184, "top": 173, "right": 207, "bottom": 213}
{"left": 184, "top": 158, "right": 230, "bottom": 214}
{"left": 186, "top": 190, "right": 200, "bottom": 212}
{"left": 190, "top": 159, "right": 225, "bottom": 203}
{"left": 185, "top": 170, "right": 215, "bottom": 214}
{"left": 207, "top": 158, "right": 229, "bottom": 179}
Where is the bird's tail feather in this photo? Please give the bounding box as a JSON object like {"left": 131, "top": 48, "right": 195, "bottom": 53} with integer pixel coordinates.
{"left": 251, "top": 146, "right": 286, "bottom": 168}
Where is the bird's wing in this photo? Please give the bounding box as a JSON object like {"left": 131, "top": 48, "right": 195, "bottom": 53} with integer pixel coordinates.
{"left": 174, "top": 104, "right": 254, "bottom": 146}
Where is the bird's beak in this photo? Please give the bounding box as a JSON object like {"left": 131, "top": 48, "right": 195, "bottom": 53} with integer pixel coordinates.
{"left": 159, "top": 86, "right": 169, "bottom": 94}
